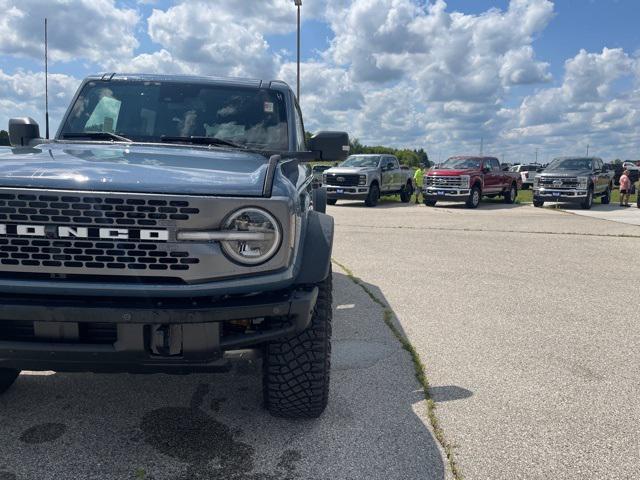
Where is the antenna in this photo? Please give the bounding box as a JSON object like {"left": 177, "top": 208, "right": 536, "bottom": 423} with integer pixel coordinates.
{"left": 44, "top": 18, "right": 50, "bottom": 140}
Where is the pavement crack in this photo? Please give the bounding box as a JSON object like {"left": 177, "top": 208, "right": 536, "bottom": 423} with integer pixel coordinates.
{"left": 333, "top": 259, "right": 463, "bottom": 480}
{"left": 336, "top": 223, "right": 640, "bottom": 238}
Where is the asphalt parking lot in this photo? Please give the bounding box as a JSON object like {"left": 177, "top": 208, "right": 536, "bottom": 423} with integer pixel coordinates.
{"left": 2, "top": 200, "right": 639, "bottom": 479}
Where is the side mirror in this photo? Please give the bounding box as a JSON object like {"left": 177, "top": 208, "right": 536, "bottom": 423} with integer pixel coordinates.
{"left": 482, "top": 166, "right": 491, "bottom": 173}
{"left": 9, "top": 117, "right": 42, "bottom": 147}
{"left": 308, "top": 131, "right": 350, "bottom": 162}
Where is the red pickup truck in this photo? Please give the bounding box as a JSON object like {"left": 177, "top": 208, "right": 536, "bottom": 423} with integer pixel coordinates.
{"left": 423, "top": 156, "right": 521, "bottom": 208}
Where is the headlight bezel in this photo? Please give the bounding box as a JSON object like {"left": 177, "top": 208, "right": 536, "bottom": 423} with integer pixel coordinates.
{"left": 577, "top": 176, "right": 589, "bottom": 189}
{"left": 358, "top": 174, "right": 367, "bottom": 186}
{"left": 219, "top": 207, "right": 283, "bottom": 266}
{"left": 460, "top": 174, "right": 470, "bottom": 188}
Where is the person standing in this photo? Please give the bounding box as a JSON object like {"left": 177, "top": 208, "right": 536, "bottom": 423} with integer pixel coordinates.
{"left": 619, "top": 169, "right": 631, "bottom": 207}
{"left": 414, "top": 164, "right": 425, "bottom": 204}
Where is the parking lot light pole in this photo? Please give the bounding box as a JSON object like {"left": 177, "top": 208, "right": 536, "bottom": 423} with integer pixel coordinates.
{"left": 294, "top": 0, "right": 302, "bottom": 102}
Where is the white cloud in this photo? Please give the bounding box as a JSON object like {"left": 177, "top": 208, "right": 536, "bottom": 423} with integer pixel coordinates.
{"left": 0, "top": 0, "right": 139, "bottom": 65}
{"left": 0, "top": 69, "right": 79, "bottom": 134}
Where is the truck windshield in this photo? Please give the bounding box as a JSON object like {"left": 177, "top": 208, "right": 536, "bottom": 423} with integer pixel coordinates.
{"left": 58, "top": 81, "right": 289, "bottom": 151}
{"left": 440, "top": 157, "right": 481, "bottom": 169}
{"left": 340, "top": 156, "right": 380, "bottom": 167}
{"left": 548, "top": 158, "right": 593, "bottom": 171}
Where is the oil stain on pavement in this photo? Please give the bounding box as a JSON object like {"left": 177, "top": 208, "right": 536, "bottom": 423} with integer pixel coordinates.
{"left": 140, "top": 383, "right": 301, "bottom": 480}
{"left": 19, "top": 422, "right": 67, "bottom": 444}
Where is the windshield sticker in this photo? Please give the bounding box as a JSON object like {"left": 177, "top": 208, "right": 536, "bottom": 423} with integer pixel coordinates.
{"left": 264, "top": 102, "right": 274, "bottom": 113}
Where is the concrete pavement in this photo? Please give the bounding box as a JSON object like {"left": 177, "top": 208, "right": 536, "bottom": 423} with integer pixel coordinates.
{"left": 331, "top": 199, "right": 640, "bottom": 479}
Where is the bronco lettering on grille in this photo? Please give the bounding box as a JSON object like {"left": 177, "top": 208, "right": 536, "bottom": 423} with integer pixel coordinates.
{"left": 0, "top": 224, "right": 169, "bottom": 241}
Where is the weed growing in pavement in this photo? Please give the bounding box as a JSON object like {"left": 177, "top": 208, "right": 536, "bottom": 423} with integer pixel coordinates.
{"left": 333, "top": 259, "right": 463, "bottom": 480}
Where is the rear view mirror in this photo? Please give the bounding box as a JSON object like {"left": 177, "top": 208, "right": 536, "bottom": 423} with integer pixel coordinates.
{"left": 9, "top": 117, "right": 42, "bottom": 147}
{"left": 308, "top": 131, "right": 350, "bottom": 162}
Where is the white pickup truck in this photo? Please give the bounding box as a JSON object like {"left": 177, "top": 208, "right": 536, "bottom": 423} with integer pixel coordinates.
{"left": 323, "top": 154, "right": 414, "bottom": 207}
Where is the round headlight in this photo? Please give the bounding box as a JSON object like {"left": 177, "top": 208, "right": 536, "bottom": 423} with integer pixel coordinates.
{"left": 220, "top": 208, "right": 282, "bottom": 265}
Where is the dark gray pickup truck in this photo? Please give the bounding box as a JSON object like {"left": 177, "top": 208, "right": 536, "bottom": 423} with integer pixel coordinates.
{"left": 0, "top": 74, "right": 348, "bottom": 418}
{"left": 533, "top": 157, "right": 613, "bottom": 209}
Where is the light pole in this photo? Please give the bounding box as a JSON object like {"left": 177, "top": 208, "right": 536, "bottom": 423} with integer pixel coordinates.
{"left": 294, "top": 0, "right": 302, "bottom": 102}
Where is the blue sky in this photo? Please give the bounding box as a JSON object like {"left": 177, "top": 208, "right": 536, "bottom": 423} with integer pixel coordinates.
{"left": 1, "top": 0, "right": 640, "bottom": 163}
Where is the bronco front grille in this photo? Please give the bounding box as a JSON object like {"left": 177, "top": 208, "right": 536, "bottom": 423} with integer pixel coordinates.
{"left": 426, "top": 176, "right": 466, "bottom": 188}
{"left": 0, "top": 237, "right": 198, "bottom": 272}
{"left": 0, "top": 193, "right": 199, "bottom": 227}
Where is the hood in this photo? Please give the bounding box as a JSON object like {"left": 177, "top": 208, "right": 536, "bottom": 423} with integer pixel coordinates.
{"left": 538, "top": 169, "right": 592, "bottom": 177}
{"left": 324, "top": 166, "right": 375, "bottom": 174}
{"left": 0, "top": 142, "right": 270, "bottom": 196}
{"left": 428, "top": 168, "right": 476, "bottom": 176}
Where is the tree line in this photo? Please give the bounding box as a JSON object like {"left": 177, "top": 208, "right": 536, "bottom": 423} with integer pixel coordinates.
{"left": 348, "top": 138, "right": 430, "bottom": 168}
{"left": 0, "top": 130, "right": 9, "bottom": 146}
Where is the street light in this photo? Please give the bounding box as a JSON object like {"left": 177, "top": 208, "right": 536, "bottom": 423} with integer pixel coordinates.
{"left": 294, "top": 0, "right": 302, "bottom": 102}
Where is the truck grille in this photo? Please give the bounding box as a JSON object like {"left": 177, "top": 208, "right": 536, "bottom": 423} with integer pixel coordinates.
{"left": 538, "top": 177, "right": 579, "bottom": 189}
{"left": 0, "top": 237, "right": 197, "bottom": 272}
{"left": 426, "top": 176, "right": 465, "bottom": 188}
{"left": 0, "top": 192, "right": 199, "bottom": 227}
{"left": 0, "top": 320, "right": 117, "bottom": 344}
{"left": 324, "top": 174, "right": 360, "bottom": 187}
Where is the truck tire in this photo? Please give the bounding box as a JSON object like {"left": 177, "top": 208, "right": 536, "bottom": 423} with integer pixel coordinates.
{"left": 263, "top": 273, "right": 332, "bottom": 419}
{"left": 326, "top": 199, "right": 337, "bottom": 206}
{"left": 312, "top": 187, "right": 327, "bottom": 213}
{"left": 601, "top": 185, "right": 611, "bottom": 204}
{"left": 533, "top": 199, "right": 544, "bottom": 208}
{"left": 466, "top": 186, "right": 481, "bottom": 209}
{"left": 424, "top": 198, "right": 437, "bottom": 207}
{"left": 365, "top": 183, "right": 379, "bottom": 207}
{"left": 581, "top": 187, "right": 594, "bottom": 210}
{"left": 0, "top": 369, "right": 20, "bottom": 393}
{"left": 503, "top": 183, "right": 517, "bottom": 204}
{"left": 400, "top": 182, "right": 413, "bottom": 203}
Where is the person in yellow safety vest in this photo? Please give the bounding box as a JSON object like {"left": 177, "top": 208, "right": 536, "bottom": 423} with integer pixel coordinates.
{"left": 413, "top": 165, "right": 425, "bottom": 204}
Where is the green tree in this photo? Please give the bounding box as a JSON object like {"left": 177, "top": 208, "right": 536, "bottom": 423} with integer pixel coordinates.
{"left": 0, "top": 130, "right": 9, "bottom": 146}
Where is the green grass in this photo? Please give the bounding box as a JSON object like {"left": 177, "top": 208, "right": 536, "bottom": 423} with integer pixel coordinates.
{"left": 333, "top": 259, "right": 463, "bottom": 480}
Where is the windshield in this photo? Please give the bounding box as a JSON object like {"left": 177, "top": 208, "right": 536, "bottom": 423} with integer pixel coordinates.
{"left": 548, "top": 158, "right": 593, "bottom": 171}
{"left": 58, "top": 81, "right": 289, "bottom": 150}
{"left": 440, "top": 157, "right": 482, "bottom": 169}
{"left": 340, "top": 155, "right": 381, "bottom": 168}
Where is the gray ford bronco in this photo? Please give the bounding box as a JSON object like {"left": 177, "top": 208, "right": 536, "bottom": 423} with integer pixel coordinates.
{"left": 0, "top": 74, "right": 348, "bottom": 418}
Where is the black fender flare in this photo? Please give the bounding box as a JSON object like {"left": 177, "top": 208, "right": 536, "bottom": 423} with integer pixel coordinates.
{"left": 295, "top": 210, "right": 334, "bottom": 284}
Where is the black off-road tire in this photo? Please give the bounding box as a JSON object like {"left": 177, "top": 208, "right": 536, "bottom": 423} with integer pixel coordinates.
{"left": 503, "top": 183, "right": 517, "bottom": 204}
{"left": 400, "top": 182, "right": 413, "bottom": 203}
{"left": 581, "top": 187, "right": 594, "bottom": 210}
{"left": 466, "top": 186, "right": 481, "bottom": 209}
{"left": 263, "top": 273, "right": 332, "bottom": 419}
{"left": 312, "top": 187, "right": 327, "bottom": 213}
{"left": 601, "top": 186, "right": 611, "bottom": 205}
{"left": 365, "top": 183, "right": 380, "bottom": 207}
{"left": 0, "top": 369, "right": 20, "bottom": 393}
{"left": 326, "top": 199, "right": 338, "bottom": 206}
{"left": 424, "top": 198, "right": 437, "bottom": 207}
{"left": 533, "top": 199, "right": 544, "bottom": 208}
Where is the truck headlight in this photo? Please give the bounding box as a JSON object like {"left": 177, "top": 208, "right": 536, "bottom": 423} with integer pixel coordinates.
{"left": 533, "top": 177, "right": 540, "bottom": 188}
{"left": 322, "top": 174, "right": 328, "bottom": 184}
{"left": 359, "top": 175, "right": 367, "bottom": 186}
{"left": 460, "top": 175, "right": 470, "bottom": 187}
{"left": 577, "top": 176, "right": 588, "bottom": 189}
{"left": 220, "top": 208, "right": 282, "bottom": 265}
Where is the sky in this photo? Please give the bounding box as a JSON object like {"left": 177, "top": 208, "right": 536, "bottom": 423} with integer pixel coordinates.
{"left": 1, "top": 0, "right": 640, "bottom": 164}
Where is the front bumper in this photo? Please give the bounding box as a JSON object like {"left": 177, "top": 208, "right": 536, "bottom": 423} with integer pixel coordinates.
{"left": 0, "top": 287, "right": 317, "bottom": 373}
{"left": 326, "top": 186, "right": 369, "bottom": 200}
{"left": 534, "top": 188, "right": 588, "bottom": 201}
{"left": 423, "top": 187, "right": 471, "bottom": 199}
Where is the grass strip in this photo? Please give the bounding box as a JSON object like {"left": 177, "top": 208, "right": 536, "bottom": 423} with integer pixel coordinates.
{"left": 333, "top": 259, "right": 462, "bottom": 480}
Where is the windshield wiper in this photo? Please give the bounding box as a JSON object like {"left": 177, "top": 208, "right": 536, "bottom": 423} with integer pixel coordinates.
{"left": 160, "top": 136, "right": 247, "bottom": 149}
{"left": 62, "top": 132, "right": 132, "bottom": 142}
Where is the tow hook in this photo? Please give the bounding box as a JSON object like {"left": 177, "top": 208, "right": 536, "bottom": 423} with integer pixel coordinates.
{"left": 150, "top": 324, "right": 182, "bottom": 356}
